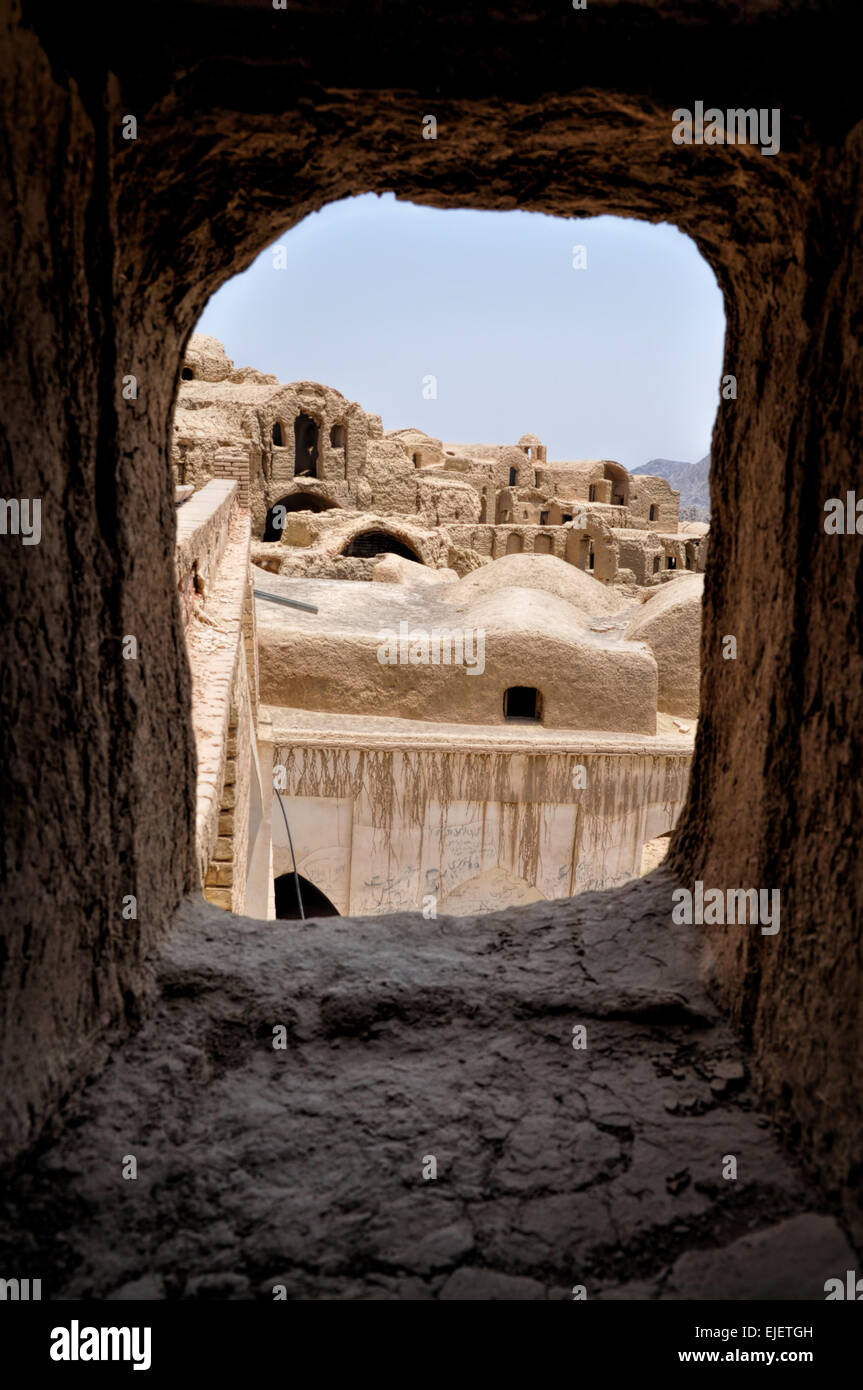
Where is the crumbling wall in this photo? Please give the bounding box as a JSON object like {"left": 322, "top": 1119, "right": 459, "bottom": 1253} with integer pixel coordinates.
{"left": 616, "top": 529, "right": 665, "bottom": 585}
{"left": 629, "top": 474, "right": 681, "bottom": 532}
{"left": 363, "top": 440, "right": 423, "bottom": 513}
{"left": 416, "top": 476, "right": 482, "bottom": 525}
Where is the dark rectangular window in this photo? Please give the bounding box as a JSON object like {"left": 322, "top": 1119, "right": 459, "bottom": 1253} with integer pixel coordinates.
{"left": 503, "top": 687, "right": 542, "bottom": 721}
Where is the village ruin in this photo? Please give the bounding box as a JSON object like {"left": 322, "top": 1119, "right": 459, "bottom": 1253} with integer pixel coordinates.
{"left": 175, "top": 334, "right": 708, "bottom": 921}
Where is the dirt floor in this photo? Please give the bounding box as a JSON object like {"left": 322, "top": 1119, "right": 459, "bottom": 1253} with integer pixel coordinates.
{"left": 0, "top": 869, "right": 855, "bottom": 1300}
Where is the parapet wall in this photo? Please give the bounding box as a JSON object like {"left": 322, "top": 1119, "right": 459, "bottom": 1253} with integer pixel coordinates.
{"left": 179, "top": 481, "right": 266, "bottom": 915}
{"left": 175, "top": 478, "right": 240, "bottom": 625}
{"left": 264, "top": 718, "right": 692, "bottom": 915}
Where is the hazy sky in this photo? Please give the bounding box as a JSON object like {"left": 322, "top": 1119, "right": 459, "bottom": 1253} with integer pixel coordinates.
{"left": 196, "top": 193, "right": 725, "bottom": 473}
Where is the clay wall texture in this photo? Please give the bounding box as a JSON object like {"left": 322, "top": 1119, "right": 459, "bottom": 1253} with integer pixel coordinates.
{"left": 268, "top": 736, "right": 691, "bottom": 914}
{"left": 255, "top": 575, "right": 661, "bottom": 733}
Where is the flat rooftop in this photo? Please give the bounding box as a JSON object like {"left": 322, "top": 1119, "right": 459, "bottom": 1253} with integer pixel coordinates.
{"left": 260, "top": 704, "right": 695, "bottom": 755}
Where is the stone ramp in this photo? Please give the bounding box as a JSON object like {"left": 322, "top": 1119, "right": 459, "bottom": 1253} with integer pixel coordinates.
{"left": 0, "top": 871, "right": 854, "bottom": 1300}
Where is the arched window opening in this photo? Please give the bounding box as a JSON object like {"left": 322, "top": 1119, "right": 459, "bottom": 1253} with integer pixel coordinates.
{"left": 649, "top": 504, "right": 658, "bottom": 521}
{"left": 272, "top": 421, "right": 284, "bottom": 446}
{"left": 588, "top": 545, "right": 595, "bottom": 571}
{"left": 506, "top": 533, "right": 523, "bottom": 555}
{"left": 274, "top": 872, "right": 340, "bottom": 920}
{"left": 181, "top": 367, "right": 194, "bottom": 380}
{"left": 667, "top": 555, "right": 677, "bottom": 570}
{"left": 330, "top": 423, "right": 346, "bottom": 448}
{"left": 294, "top": 412, "right": 320, "bottom": 478}
{"left": 604, "top": 462, "right": 629, "bottom": 508}
{"left": 503, "top": 687, "right": 542, "bottom": 722}
{"left": 508, "top": 467, "right": 517, "bottom": 486}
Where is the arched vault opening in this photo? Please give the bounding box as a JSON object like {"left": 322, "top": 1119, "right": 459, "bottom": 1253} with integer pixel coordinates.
{"left": 341, "top": 530, "right": 422, "bottom": 562}
{"left": 263, "top": 492, "right": 340, "bottom": 540}
{"left": 274, "top": 872, "right": 340, "bottom": 921}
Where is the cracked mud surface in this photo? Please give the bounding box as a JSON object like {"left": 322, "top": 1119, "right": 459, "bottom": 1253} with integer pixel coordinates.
{"left": 0, "top": 870, "right": 855, "bottom": 1300}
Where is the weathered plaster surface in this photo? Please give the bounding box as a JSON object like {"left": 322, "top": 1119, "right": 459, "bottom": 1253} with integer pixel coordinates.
{"left": 268, "top": 719, "right": 691, "bottom": 914}
{"left": 0, "top": 875, "right": 854, "bottom": 1299}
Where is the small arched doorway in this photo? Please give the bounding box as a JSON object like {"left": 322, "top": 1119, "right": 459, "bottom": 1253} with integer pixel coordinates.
{"left": 294, "top": 412, "right": 320, "bottom": 478}
{"left": 274, "top": 872, "right": 340, "bottom": 920}
{"left": 506, "top": 533, "right": 523, "bottom": 555}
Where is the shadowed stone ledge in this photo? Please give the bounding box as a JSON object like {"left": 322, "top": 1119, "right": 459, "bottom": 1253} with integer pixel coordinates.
{"left": 0, "top": 871, "right": 854, "bottom": 1300}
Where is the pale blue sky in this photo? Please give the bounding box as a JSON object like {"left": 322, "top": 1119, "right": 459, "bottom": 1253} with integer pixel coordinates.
{"left": 196, "top": 193, "right": 725, "bottom": 473}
